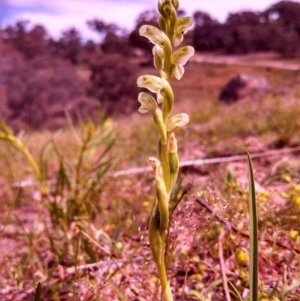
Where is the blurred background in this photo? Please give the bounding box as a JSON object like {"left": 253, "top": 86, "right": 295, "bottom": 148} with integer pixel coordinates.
{"left": 0, "top": 0, "right": 299, "bottom": 131}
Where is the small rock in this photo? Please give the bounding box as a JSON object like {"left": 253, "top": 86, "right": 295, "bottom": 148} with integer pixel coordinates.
{"left": 219, "top": 73, "right": 271, "bottom": 104}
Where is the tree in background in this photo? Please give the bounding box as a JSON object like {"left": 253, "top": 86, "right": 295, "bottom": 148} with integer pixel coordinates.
{"left": 193, "top": 0, "right": 300, "bottom": 57}
{"left": 263, "top": 0, "right": 300, "bottom": 57}
{"left": 48, "top": 28, "right": 82, "bottom": 64}
{"left": 87, "top": 18, "right": 129, "bottom": 55}
{"left": 88, "top": 54, "right": 138, "bottom": 115}
{"left": 0, "top": 53, "right": 99, "bottom": 131}
{"left": 1, "top": 21, "right": 48, "bottom": 59}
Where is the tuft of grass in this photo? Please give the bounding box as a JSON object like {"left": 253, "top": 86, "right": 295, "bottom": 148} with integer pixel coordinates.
{"left": 0, "top": 114, "right": 117, "bottom": 267}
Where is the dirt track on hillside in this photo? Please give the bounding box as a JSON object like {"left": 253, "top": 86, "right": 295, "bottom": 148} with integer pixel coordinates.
{"left": 192, "top": 52, "right": 300, "bottom": 70}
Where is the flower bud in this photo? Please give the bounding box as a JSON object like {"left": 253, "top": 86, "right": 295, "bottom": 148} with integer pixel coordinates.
{"left": 168, "top": 132, "right": 177, "bottom": 153}
{"left": 148, "top": 157, "right": 162, "bottom": 179}
{"left": 163, "top": 2, "right": 172, "bottom": 17}
{"left": 172, "top": 0, "right": 179, "bottom": 10}
{"left": 157, "top": 0, "right": 165, "bottom": 18}
{"left": 168, "top": 5, "right": 177, "bottom": 36}
{"left": 158, "top": 15, "right": 168, "bottom": 34}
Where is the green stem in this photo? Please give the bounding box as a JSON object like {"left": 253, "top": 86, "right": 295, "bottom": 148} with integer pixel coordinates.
{"left": 160, "top": 140, "right": 170, "bottom": 191}
{"left": 163, "top": 37, "right": 173, "bottom": 81}
{"left": 157, "top": 260, "right": 173, "bottom": 301}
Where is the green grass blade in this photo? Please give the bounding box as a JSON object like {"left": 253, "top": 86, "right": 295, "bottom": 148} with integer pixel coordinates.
{"left": 186, "top": 290, "right": 206, "bottom": 301}
{"left": 228, "top": 281, "right": 243, "bottom": 301}
{"left": 247, "top": 153, "right": 258, "bottom": 301}
{"left": 34, "top": 282, "right": 42, "bottom": 301}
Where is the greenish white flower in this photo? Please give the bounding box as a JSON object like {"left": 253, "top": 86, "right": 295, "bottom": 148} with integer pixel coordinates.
{"left": 167, "top": 113, "right": 189, "bottom": 132}
{"left": 139, "top": 25, "right": 167, "bottom": 45}
{"left": 137, "top": 75, "right": 164, "bottom": 93}
{"left": 171, "top": 46, "right": 194, "bottom": 80}
{"left": 138, "top": 92, "right": 159, "bottom": 114}
{"left": 138, "top": 93, "right": 166, "bottom": 142}
{"left": 172, "top": 16, "right": 193, "bottom": 46}
{"left": 137, "top": 75, "right": 172, "bottom": 105}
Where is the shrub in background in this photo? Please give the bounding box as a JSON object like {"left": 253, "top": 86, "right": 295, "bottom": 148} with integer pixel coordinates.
{"left": 0, "top": 54, "right": 99, "bottom": 131}
{"left": 88, "top": 54, "right": 139, "bottom": 115}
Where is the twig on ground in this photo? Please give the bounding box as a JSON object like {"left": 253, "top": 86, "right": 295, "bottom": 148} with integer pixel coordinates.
{"left": 218, "top": 229, "right": 231, "bottom": 301}
{"left": 12, "top": 146, "right": 300, "bottom": 187}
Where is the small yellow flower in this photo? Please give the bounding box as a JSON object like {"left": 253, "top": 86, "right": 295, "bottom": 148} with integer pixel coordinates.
{"left": 143, "top": 201, "right": 150, "bottom": 208}
{"left": 115, "top": 242, "right": 123, "bottom": 250}
{"left": 190, "top": 273, "right": 202, "bottom": 281}
{"left": 257, "top": 190, "right": 271, "bottom": 202}
{"left": 191, "top": 255, "right": 200, "bottom": 263}
{"left": 124, "top": 218, "right": 132, "bottom": 228}
{"left": 289, "top": 230, "right": 299, "bottom": 241}
{"left": 236, "top": 249, "right": 248, "bottom": 266}
{"left": 197, "top": 264, "right": 207, "bottom": 273}
{"left": 295, "top": 196, "right": 300, "bottom": 206}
